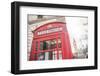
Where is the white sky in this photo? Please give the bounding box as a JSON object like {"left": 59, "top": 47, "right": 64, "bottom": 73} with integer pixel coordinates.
{"left": 66, "top": 17, "right": 88, "bottom": 53}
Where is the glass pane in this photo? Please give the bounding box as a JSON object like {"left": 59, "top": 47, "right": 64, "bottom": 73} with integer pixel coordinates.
{"left": 45, "top": 51, "right": 53, "bottom": 60}
{"left": 53, "top": 51, "right": 57, "bottom": 60}
{"left": 58, "top": 50, "right": 62, "bottom": 59}
{"left": 40, "top": 41, "right": 48, "bottom": 50}
{"left": 49, "top": 51, "right": 53, "bottom": 60}
{"left": 40, "top": 41, "right": 43, "bottom": 50}
{"left": 50, "top": 39, "right": 57, "bottom": 49}
{"left": 35, "top": 41, "right": 38, "bottom": 51}
{"left": 46, "top": 40, "right": 50, "bottom": 50}
{"left": 58, "top": 38, "right": 61, "bottom": 48}
{"left": 38, "top": 53, "right": 45, "bottom": 60}
{"left": 45, "top": 52, "right": 49, "bottom": 60}
{"left": 33, "top": 53, "right": 37, "bottom": 60}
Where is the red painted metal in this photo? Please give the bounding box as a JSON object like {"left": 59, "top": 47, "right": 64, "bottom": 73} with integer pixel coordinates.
{"left": 29, "top": 22, "right": 73, "bottom": 60}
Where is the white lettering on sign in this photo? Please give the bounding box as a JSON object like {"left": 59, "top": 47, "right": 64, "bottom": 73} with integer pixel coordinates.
{"left": 37, "top": 27, "right": 62, "bottom": 35}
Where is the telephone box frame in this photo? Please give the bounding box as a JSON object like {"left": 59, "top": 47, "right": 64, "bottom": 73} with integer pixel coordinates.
{"left": 29, "top": 22, "right": 73, "bottom": 60}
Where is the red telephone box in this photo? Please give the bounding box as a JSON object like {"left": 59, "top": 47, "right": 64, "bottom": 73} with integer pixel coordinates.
{"left": 29, "top": 22, "right": 73, "bottom": 61}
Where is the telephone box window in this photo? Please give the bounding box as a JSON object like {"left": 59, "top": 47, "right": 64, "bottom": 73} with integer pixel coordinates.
{"left": 46, "top": 41, "right": 51, "bottom": 50}
{"left": 45, "top": 52, "right": 49, "bottom": 60}
{"left": 58, "top": 50, "right": 62, "bottom": 59}
{"left": 40, "top": 41, "right": 48, "bottom": 50}
{"left": 44, "top": 52, "right": 53, "bottom": 60}
{"left": 50, "top": 39, "right": 57, "bottom": 49}
{"left": 33, "top": 53, "right": 37, "bottom": 60}
{"left": 49, "top": 51, "right": 53, "bottom": 60}
{"left": 40, "top": 41, "right": 43, "bottom": 50}
{"left": 38, "top": 53, "right": 45, "bottom": 60}
{"left": 58, "top": 38, "right": 62, "bottom": 48}
{"left": 53, "top": 51, "right": 57, "bottom": 60}
{"left": 35, "top": 41, "right": 38, "bottom": 51}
